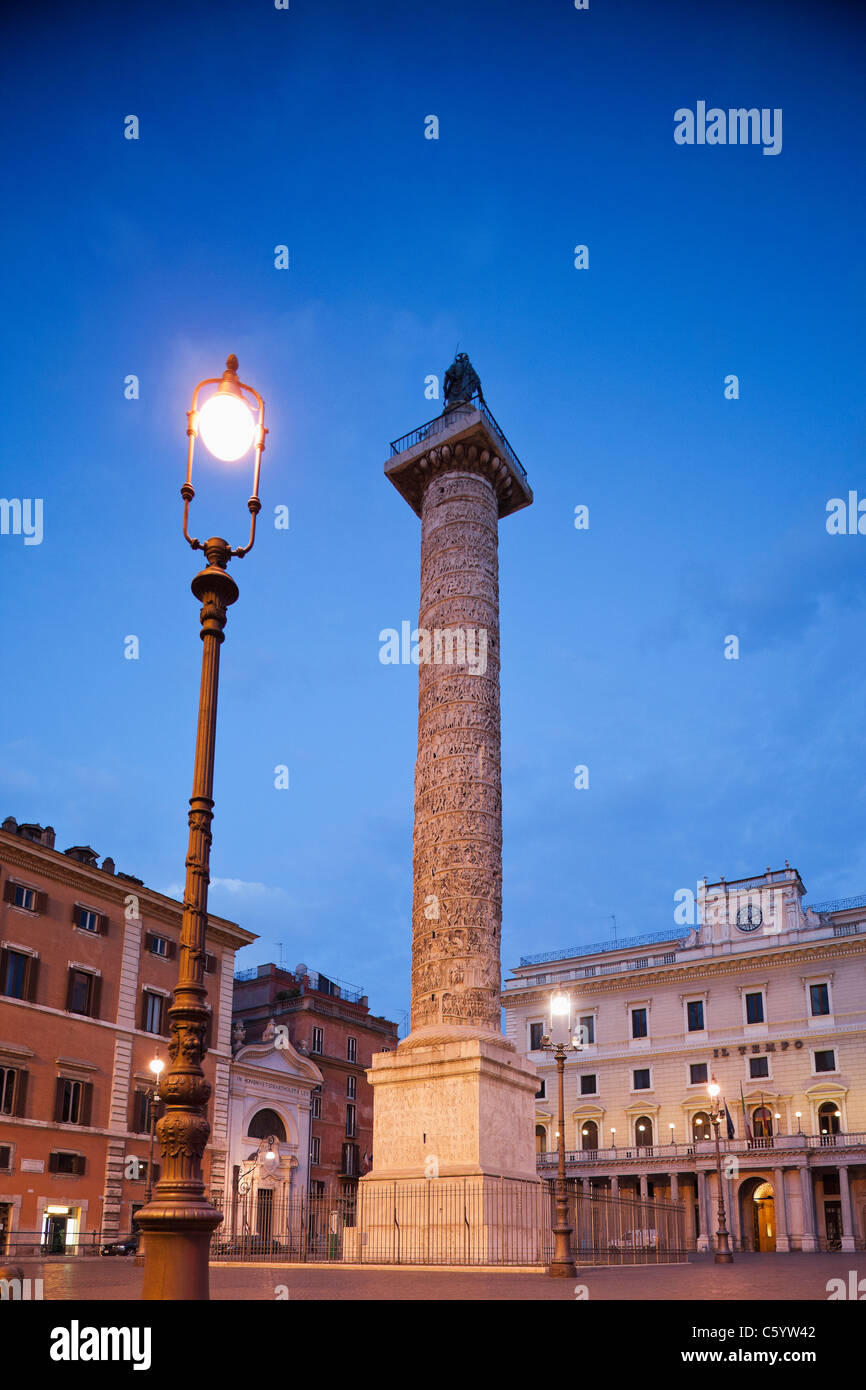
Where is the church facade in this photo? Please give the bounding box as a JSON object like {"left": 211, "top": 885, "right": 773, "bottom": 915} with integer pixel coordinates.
{"left": 504, "top": 865, "right": 866, "bottom": 1252}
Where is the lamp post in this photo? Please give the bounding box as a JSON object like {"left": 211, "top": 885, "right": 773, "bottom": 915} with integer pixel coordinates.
{"left": 707, "top": 1078, "right": 733, "bottom": 1264}
{"left": 143, "top": 1054, "right": 165, "bottom": 1205}
{"left": 135, "top": 354, "right": 267, "bottom": 1301}
{"left": 540, "top": 990, "right": 580, "bottom": 1278}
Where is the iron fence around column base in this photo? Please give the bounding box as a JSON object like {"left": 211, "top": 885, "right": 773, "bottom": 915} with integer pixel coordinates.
{"left": 209, "top": 1177, "right": 688, "bottom": 1267}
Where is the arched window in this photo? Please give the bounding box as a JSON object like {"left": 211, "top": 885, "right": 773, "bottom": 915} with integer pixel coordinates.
{"left": 753, "top": 1106, "right": 773, "bottom": 1139}
{"left": 535, "top": 1125, "right": 548, "bottom": 1154}
{"left": 247, "top": 1108, "right": 286, "bottom": 1142}
{"left": 581, "top": 1120, "right": 598, "bottom": 1151}
{"left": 635, "top": 1116, "right": 653, "bottom": 1147}
{"left": 819, "top": 1102, "right": 841, "bottom": 1136}
{"left": 692, "top": 1111, "right": 711, "bottom": 1142}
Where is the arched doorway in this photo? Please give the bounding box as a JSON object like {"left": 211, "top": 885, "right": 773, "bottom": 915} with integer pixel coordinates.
{"left": 580, "top": 1120, "right": 598, "bottom": 1151}
{"left": 635, "top": 1117, "right": 654, "bottom": 1148}
{"left": 819, "top": 1102, "right": 841, "bottom": 1137}
{"left": 535, "top": 1125, "right": 548, "bottom": 1154}
{"left": 740, "top": 1177, "right": 776, "bottom": 1252}
{"left": 692, "top": 1111, "right": 711, "bottom": 1143}
{"left": 752, "top": 1107, "right": 773, "bottom": 1141}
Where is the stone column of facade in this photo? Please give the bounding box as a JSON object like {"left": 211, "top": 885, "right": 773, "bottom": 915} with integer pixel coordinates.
{"left": 798, "top": 1165, "right": 818, "bottom": 1251}
{"left": 639, "top": 1173, "right": 649, "bottom": 1201}
{"left": 670, "top": 1172, "right": 679, "bottom": 1203}
{"left": 774, "top": 1167, "right": 790, "bottom": 1252}
{"left": 838, "top": 1165, "right": 855, "bottom": 1252}
{"left": 360, "top": 385, "right": 538, "bottom": 1259}
{"left": 610, "top": 1175, "right": 619, "bottom": 1198}
{"left": 696, "top": 1169, "right": 710, "bottom": 1251}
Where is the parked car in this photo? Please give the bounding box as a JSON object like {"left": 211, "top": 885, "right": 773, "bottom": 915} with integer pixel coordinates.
{"left": 101, "top": 1233, "right": 140, "bottom": 1256}
{"left": 212, "top": 1234, "right": 287, "bottom": 1257}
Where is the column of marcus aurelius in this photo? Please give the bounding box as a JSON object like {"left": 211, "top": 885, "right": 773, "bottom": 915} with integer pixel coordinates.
{"left": 355, "top": 357, "right": 540, "bottom": 1261}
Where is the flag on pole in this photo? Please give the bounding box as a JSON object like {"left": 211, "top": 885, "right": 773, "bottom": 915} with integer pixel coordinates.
{"left": 723, "top": 1101, "right": 736, "bottom": 1140}
{"left": 740, "top": 1082, "right": 753, "bottom": 1141}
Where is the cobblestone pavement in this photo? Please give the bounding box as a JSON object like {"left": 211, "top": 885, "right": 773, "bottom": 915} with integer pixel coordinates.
{"left": 14, "top": 1252, "right": 861, "bottom": 1301}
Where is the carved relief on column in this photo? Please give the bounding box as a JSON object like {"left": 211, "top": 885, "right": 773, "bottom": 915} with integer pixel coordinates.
{"left": 409, "top": 468, "right": 504, "bottom": 1037}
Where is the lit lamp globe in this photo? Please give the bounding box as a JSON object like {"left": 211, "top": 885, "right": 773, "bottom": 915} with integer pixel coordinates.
{"left": 149, "top": 1056, "right": 164, "bottom": 1084}
{"left": 549, "top": 989, "right": 571, "bottom": 1046}
{"left": 198, "top": 389, "right": 256, "bottom": 463}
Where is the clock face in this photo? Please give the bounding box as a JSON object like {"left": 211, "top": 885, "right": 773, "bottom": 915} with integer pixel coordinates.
{"left": 736, "top": 904, "right": 763, "bottom": 932}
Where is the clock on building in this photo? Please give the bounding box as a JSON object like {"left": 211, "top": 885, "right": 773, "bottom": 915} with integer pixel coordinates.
{"left": 735, "top": 903, "right": 763, "bottom": 932}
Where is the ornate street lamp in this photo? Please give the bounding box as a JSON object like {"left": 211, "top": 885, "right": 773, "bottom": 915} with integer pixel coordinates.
{"left": 540, "top": 990, "right": 580, "bottom": 1278}
{"left": 136, "top": 354, "right": 267, "bottom": 1301}
{"left": 143, "top": 1053, "right": 164, "bottom": 1205}
{"left": 707, "top": 1078, "right": 733, "bottom": 1264}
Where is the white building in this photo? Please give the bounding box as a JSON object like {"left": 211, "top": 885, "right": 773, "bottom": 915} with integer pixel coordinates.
{"left": 221, "top": 1023, "right": 323, "bottom": 1240}
{"left": 504, "top": 866, "right": 866, "bottom": 1252}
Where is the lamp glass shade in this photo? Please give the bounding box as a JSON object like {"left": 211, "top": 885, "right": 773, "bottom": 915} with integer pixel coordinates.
{"left": 149, "top": 1057, "right": 164, "bottom": 1077}
{"left": 198, "top": 390, "right": 256, "bottom": 462}
{"left": 549, "top": 990, "right": 571, "bottom": 1045}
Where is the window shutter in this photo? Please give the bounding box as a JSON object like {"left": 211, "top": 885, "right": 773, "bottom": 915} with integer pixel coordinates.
{"left": 90, "top": 975, "right": 102, "bottom": 1020}
{"left": 25, "top": 955, "right": 39, "bottom": 1003}
{"left": 54, "top": 1077, "right": 66, "bottom": 1123}
{"left": 71, "top": 904, "right": 81, "bottom": 925}
{"left": 34, "top": 891, "right": 47, "bottom": 914}
{"left": 49, "top": 1151, "right": 60, "bottom": 1174}
{"left": 167, "top": 940, "right": 177, "bottom": 960}
{"left": 80, "top": 1082, "right": 93, "bottom": 1127}
{"left": 98, "top": 914, "right": 109, "bottom": 936}
{"left": 2, "top": 880, "right": 16, "bottom": 904}
{"left": 0, "top": 947, "right": 7, "bottom": 993}
{"left": 75, "top": 1154, "right": 87, "bottom": 1176}
{"left": 140, "top": 992, "right": 148, "bottom": 1030}
{"left": 14, "top": 1068, "right": 28, "bottom": 1118}
{"left": 65, "top": 969, "right": 76, "bottom": 1012}
{"left": 145, "top": 933, "right": 155, "bottom": 953}
{"left": 203, "top": 952, "right": 216, "bottom": 974}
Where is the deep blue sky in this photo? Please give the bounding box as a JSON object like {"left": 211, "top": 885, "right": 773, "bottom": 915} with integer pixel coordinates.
{"left": 1, "top": 0, "right": 864, "bottom": 1027}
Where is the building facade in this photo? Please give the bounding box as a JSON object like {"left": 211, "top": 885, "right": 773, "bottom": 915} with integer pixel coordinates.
{"left": 0, "top": 817, "right": 255, "bottom": 1253}
{"left": 504, "top": 866, "right": 866, "bottom": 1252}
{"left": 232, "top": 962, "right": 399, "bottom": 1191}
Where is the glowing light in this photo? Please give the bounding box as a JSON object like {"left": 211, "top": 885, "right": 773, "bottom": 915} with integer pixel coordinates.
{"left": 150, "top": 1056, "right": 164, "bottom": 1078}
{"left": 198, "top": 390, "right": 255, "bottom": 462}
{"left": 550, "top": 991, "right": 570, "bottom": 1017}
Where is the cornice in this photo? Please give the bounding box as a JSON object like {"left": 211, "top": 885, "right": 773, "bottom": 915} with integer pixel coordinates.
{"left": 503, "top": 939, "right": 866, "bottom": 1007}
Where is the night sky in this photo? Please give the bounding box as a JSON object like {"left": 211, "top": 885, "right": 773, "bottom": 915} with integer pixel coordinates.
{"left": 1, "top": 0, "right": 864, "bottom": 1028}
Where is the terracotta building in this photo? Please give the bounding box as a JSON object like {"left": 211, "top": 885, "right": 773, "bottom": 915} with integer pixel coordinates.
{"left": 0, "top": 816, "right": 255, "bottom": 1253}
{"left": 232, "top": 963, "right": 399, "bottom": 1192}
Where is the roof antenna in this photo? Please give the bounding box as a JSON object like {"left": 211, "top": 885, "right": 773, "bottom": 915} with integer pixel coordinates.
{"left": 610, "top": 914, "right": 617, "bottom": 946}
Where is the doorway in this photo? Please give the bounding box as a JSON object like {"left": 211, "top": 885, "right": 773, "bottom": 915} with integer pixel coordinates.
{"left": 824, "top": 1201, "right": 843, "bottom": 1250}
{"left": 44, "top": 1214, "right": 67, "bottom": 1253}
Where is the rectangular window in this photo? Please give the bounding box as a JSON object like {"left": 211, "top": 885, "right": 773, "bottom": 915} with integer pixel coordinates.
{"left": 310, "top": 1136, "right": 321, "bottom": 1164}
{"left": 61, "top": 1079, "right": 83, "bottom": 1124}
{"left": 310, "top": 1179, "right": 325, "bottom": 1198}
{"left": 49, "top": 1151, "right": 85, "bottom": 1175}
{"left": 0, "top": 1066, "right": 20, "bottom": 1115}
{"left": 13, "top": 885, "right": 36, "bottom": 912}
{"left": 810, "top": 983, "right": 830, "bottom": 1017}
{"left": 580, "top": 1074, "right": 597, "bottom": 1096}
{"left": 0, "top": 1145, "right": 11, "bottom": 1171}
{"left": 633, "top": 1068, "right": 651, "bottom": 1090}
{"left": 815, "top": 1049, "right": 836, "bottom": 1073}
{"left": 341, "top": 1143, "right": 360, "bottom": 1176}
{"left": 346, "top": 1104, "right": 356, "bottom": 1138}
{"left": 67, "top": 968, "right": 99, "bottom": 1018}
{"left": 311, "top": 1093, "right": 321, "bottom": 1119}
{"left": 1, "top": 948, "right": 36, "bottom": 1001}
{"left": 687, "top": 1000, "right": 705, "bottom": 1032}
{"left": 631, "top": 1008, "right": 648, "bottom": 1039}
{"left": 312, "top": 1027, "right": 323, "bottom": 1054}
{"left": 347, "top": 1075, "right": 357, "bottom": 1100}
{"left": 749, "top": 1056, "right": 770, "bottom": 1079}
{"left": 529, "top": 1022, "right": 545, "bottom": 1051}
{"left": 690, "top": 1062, "right": 708, "bottom": 1085}
{"left": 149, "top": 935, "right": 170, "bottom": 957}
{"left": 131, "top": 1089, "right": 150, "bottom": 1134}
{"left": 745, "top": 992, "right": 764, "bottom": 1024}
{"left": 76, "top": 908, "right": 100, "bottom": 934}
{"left": 346, "top": 1037, "right": 357, "bottom": 1063}
{"left": 535, "top": 1080, "right": 545, "bottom": 1100}
{"left": 142, "top": 991, "right": 165, "bottom": 1034}
{"left": 578, "top": 1015, "right": 595, "bottom": 1045}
